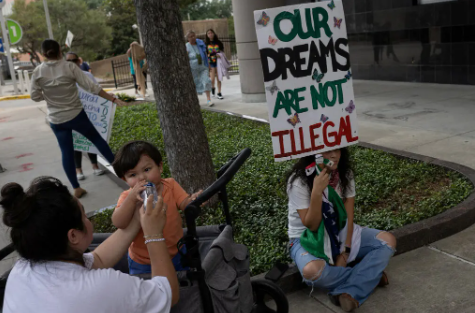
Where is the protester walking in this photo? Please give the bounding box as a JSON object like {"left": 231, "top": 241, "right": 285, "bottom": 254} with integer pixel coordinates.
{"left": 127, "top": 42, "right": 148, "bottom": 98}
{"left": 79, "top": 57, "right": 92, "bottom": 73}
{"left": 186, "top": 30, "right": 213, "bottom": 107}
{"left": 205, "top": 29, "right": 225, "bottom": 100}
{"left": 30, "top": 39, "right": 124, "bottom": 198}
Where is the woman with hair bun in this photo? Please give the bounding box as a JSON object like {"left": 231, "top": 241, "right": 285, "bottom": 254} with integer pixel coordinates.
{"left": 0, "top": 176, "right": 178, "bottom": 313}
{"left": 30, "top": 39, "right": 124, "bottom": 198}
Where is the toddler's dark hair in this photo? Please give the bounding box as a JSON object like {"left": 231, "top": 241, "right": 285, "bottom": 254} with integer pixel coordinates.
{"left": 112, "top": 141, "right": 163, "bottom": 178}
{"left": 0, "top": 177, "right": 85, "bottom": 264}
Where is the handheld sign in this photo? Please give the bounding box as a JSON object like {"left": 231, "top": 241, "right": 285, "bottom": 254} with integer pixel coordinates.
{"left": 65, "top": 30, "right": 74, "bottom": 48}
{"left": 73, "top": 89, "right": 116, "bottom": 155}
{"left": 254, "top": 1, "right": 358, "bottom": 162}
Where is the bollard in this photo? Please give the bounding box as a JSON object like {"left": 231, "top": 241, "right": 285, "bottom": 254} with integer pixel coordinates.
{"left": 23, "top": 70, "right": 31, "bottom": 94}
{"left": 17, "top": 70, "right": 25, "bottom": 94}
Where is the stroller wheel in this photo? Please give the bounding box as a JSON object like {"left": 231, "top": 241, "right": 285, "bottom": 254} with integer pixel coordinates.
{"left": 252, "top": 279, "right": 289, "bottom": 313}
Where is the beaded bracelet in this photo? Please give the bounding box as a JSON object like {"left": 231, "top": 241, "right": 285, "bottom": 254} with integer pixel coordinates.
{"left": 145, "top": 238, "right": 166, "bottom": 245}
{"left": 144, "top": 234, "right": 163, "bottom": 239}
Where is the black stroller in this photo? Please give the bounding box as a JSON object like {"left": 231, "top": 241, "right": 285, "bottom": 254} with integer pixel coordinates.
{"left": 0, "top": 148, "right": 289, "bottom": 313}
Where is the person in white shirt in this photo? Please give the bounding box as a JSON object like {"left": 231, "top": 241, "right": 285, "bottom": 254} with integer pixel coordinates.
{"left": 286, "top": 148, "right": 397, "bottom": 312}
{"left": 66, "top": 52, "right": 106, "bottom": 181}
{"left": 0, "top": 176, "right": 179, "bottom": 313}
{"left": 30, "top": 39, "right": 125, "bottom": 199}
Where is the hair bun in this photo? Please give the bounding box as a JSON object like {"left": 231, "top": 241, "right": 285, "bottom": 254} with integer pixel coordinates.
{"left": 0, "top": 183, "right": 26, "bottom": 227}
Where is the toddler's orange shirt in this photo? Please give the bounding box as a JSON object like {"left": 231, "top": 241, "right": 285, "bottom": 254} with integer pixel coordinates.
{"left": 116, "top": 178, "right": 189, "bottom": 265}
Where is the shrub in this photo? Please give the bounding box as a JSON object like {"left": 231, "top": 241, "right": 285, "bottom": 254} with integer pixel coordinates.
{"left": 115, "top": 93, "right": 136, "bottom": 102}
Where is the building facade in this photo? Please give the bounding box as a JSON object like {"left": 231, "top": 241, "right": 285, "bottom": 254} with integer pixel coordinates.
{"left": 343, "top": 0, "right": 475, "bottom": 85}
{"left": 232, "top": 0, "right": 475, "bottom": 102}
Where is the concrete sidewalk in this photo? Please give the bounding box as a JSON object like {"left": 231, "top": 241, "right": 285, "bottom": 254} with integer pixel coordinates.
{"left": 121, "top": 76, "right": 475, "bottom": 312}
{"left": 0, "top": 98, "right": 125, "bottom": 273}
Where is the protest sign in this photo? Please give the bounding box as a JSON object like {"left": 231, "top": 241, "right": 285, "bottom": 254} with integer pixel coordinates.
{"left": 254, "top": 0, "right": 358, "bottom": 162}
{"left": 73, "top": 89, "right": 116, "bottom": 155}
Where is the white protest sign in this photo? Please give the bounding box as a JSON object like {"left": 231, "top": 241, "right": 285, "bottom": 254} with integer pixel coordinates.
{"left": 65, "top": 30, "right": 74, "bottom": 48}
{"left": 254, "top": 0, "right": 358, "bottom": 162}
{"left": 73, "top": 89, "right": 116, "bottom": 155}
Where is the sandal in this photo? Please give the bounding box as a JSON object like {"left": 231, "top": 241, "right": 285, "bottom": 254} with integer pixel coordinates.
{"left": 378, "top": 271, "right": 389, "bottom": 287}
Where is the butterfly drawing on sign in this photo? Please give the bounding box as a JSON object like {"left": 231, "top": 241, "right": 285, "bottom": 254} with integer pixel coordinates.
{"left": 320, "top": 114, "right": 329, "bottom": 123}
{"left": 287, "top": 113, "right": 301, "bottom": 127}
{"left": 345, "top": 100, "right": 356, "bottom": 114}
{"left": 345, "top": 70, "right": 352, "bottom": 81}
{"left": 265, "top": 81, "right": 279, "bottom": 95}
{"left": 256, "top": 11, "right": 270, "bottom": 27}
{"left": 312, "top": 68, "right": 325, "bottom": 83}
{"left": 334, "top": 17, "right": 343, "bottom": 28}
{"left": 268, "top": 35, "right": 278, "bottom": 45}
{"left": 328, "top": 0, "right": 336, "bottom": 10}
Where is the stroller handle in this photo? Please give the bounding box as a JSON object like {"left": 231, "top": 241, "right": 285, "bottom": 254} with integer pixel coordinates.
{"left": 186, "top": 147, "right": 251, "bottom": 210}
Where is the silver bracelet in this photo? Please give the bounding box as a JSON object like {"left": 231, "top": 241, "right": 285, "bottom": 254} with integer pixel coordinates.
{"left": 145, "top": 238, "right": 165, "bottom": 245}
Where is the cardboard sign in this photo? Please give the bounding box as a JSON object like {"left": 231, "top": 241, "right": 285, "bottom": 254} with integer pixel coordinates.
{"left": 254, "top": 0, "right": 358, "bottom": 162}
{"left": 73, "top": 89, "right": 116, "bottom": 155}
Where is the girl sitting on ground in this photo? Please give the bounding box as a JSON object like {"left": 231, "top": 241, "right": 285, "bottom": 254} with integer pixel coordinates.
{"left": 286, "top": 148, "right": 396, "bottom": 312}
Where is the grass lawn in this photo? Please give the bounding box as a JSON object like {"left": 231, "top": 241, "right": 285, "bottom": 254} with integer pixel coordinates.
{"left": 92, "top": 103, "right": 473, "bottom": 275}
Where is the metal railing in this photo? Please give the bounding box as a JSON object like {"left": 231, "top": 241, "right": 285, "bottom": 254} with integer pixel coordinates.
{"left": 111, "top": 57, "right": 134, "bottom": 89}
{"left": 111, "top": 36, "right": 240, "bottom": 88}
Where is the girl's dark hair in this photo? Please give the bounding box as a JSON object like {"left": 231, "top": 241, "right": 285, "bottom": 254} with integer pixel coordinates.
{"left": 205, "top": 29, "right": 224, "bottom": 50}
{"left": 286, "top": 148, "right": 354, "bottom": 199}
{"left": 112, "top": 141, "right": 163, "bottom": 178}
{"left": 0, "top": 177, "right": 86, "bottom": 264}
{"left": 41, "top": 39, "right": 61, "bottom": 59}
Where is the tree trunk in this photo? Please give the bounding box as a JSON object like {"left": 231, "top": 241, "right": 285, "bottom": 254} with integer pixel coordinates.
{"left": 134, "top": 0, "right": 215, "bottom": 193}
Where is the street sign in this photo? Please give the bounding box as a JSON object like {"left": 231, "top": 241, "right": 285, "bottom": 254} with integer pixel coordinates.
{"left": 6, "top": 19, "right": 22, "bottom": 45}
{"left": 0, "top": 38, "right": 4, "bottom": 53}
{"left": 65, "top": 30, "right": 74, "bottom": 48}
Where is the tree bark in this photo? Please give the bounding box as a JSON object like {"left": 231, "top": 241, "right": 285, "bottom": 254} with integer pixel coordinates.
{"left": 134, "top": 0, "right": 215, "bottom": 193}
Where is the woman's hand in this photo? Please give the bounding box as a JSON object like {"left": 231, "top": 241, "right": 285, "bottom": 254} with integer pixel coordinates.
{"left": 140, "top": 195, "right": 167, "bottom": 236}
{"left": 335, "top": 253, "right": 349, "bottom": 267}
{"left": 313, "top": 167, "right": 330, "bottom": 195}
{"left": 114, "top": 99, "right": 127, "bottom": 106}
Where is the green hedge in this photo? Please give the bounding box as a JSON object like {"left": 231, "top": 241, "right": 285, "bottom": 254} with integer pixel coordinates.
{"left": 102, "top": 103, "right": 472, "bottom": 275}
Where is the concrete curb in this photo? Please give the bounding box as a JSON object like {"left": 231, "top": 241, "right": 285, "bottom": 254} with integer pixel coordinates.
{"left": 0, "top": 95, "right": 31, "bottom": 101}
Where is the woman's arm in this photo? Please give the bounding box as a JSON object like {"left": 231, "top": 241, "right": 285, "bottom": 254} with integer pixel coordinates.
{"left": 92, "top": 210, "right": 141, "bottom": 269}
{"left": 112, "top": 198, "right": 138, "bottom": 229}
{"left": 71, "top": 63, "right": 124, "bottom": 104}
{"left": 344, "top": 197, "right": 355, "bottom": 248}
{"left": 141, "top": 197, "right": 179, "bottom": 305}
{"left": 298, "top": 192, "right": 323, "bottom": 232}
{"left": 296, "top": 168, "right": 330, "bottom": 232}
{"left": 30, "top": 72, "right": 44, "bottom": 102}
